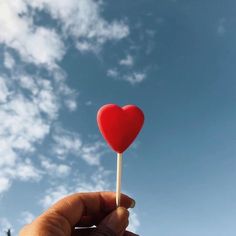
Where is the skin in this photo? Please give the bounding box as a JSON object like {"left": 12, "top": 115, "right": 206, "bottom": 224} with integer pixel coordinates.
{"left": 19, "top": 192, "right": 138, "bottom": 236}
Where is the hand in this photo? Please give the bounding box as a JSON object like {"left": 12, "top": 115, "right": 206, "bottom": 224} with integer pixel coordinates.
{"left": 19, "top": 192, "right": 138, "bottom": 236}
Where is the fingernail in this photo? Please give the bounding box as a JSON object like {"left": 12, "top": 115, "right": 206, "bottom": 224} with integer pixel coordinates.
{"left": 130, "top": 200, "right": 136, "bottom": 208}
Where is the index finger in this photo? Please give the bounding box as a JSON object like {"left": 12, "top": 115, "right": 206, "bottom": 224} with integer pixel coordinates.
{"left": 41, "top": 191, "right": 134, "bottom": 228}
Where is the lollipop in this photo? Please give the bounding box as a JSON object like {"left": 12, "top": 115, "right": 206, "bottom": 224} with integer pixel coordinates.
{"left": 97, "top": 104, "right": 144, "bottom": 207}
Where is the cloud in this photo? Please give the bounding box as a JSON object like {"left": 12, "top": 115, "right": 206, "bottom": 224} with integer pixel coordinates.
{"left": 40, "top": 156, "right": 71, "bottom": 177}
{"left": 0, "top": 177, "right": 11, "bottom": 193}
{"left": 0, "top": 218, "right": 12, "bottom": 233}
{"left": 80, "top": 141, "right": 106, "bottom": 165}
{"left": 51, "top": 127, "right": 83, "bottom": 160}
{"left": 40, "top": 168, "right": 111, "bottom": 209}
{"left": 0, "top": 70, "right": 77, "bottom": 194}
{"left": 38, "top": 0, "right": 129, "bottom": 52}
{"left": 12, "top": 159, "right": 42, "bottom": 181}
{"left": 0, "top": 1, "right": 65, "bottom": 68}
{"left": 119, "top": 54, "right": 134, "bottom": 67}
{"left": 51, "top": 126, "right": 106, "bottom": 165}
{"left": 107, "top": 68, "right": 119, "bottom": 78}
{"left": 3, "top": 52, "right": 15, "bottom": 69}
{"left": 0, "top": 0, "right": 129, "bottom": 67}
{"left": 123, "top": 72, "right": 146, "bottom": 85}
{"left": 25, "top": 0, "right": 128, "bottom": 53}
{"left": 107, "top": 68, "right": 146, "bottom": 85}
{"left": 0, "top": 77, "right": 10, "bottom": 103}
{"left": 19, "top": 211, "right": 35, "bottom": 225}
{"left": 127, "top": 211, "right": 140, "bottom": 233}
{"left": 40, "top": 185, "right": 70, "bottom": 209}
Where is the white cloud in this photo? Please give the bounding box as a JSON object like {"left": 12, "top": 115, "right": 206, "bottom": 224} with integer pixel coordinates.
{"left": 13, "top": 159, "right": 42, "bottom": 181}
{"left": 0, "top": 177, "right": 11, "bottom": 193}
{"left": 119, "top": 54, "right": 134, "bottom": 67}
{"left": 3, "top": 52, "right": 15, "bottom": 69}
{"left": 64, "top": 99, "right": 77, "bottom": 111}
{"left": 0, "top": 76, "right": 55, "bottom": 149}
{"left": 52, "top": 126, "right": 106, "bottom": 166}
{"left": 107, "top": 68, "right": 146, "bottom": 85}
{"left": 0, "top": 218, "right": 12, "bottom": 233}
{"left": 80, "top": 141, "right": 106, "bottom": 166}
{"left": 40, "top": 156, "right": 71, "bottom": 177}
{"left": 40, "top": 168, "right": 111, "bottom": 209}
{"left": 40, "top": 185, "right": 70, "bottom": 209}
{"left": 123, "top": 72, "right": 146, "bottom": 85}
{"left": 51, "top": 127, "right": 83, "bottom": 159}
{"left": 0, "top": 71, "right": 72, "bottom": 194}
{"left": 0, "top": 1, "right": 65, "bottom": 67}
{"left": 30, "top": 0, "right": 129, "bottom": 52}
{"left": 127, "top": 211, "right": 140, "bottom": 233}
{"left": 0, "top": 77, "right": 11, "bottom": 103}
{"left": 18, "top": 0, "right": 129, "bottom": 53}
{"left": 107, "top": 68, "right": 119, "bottom": 78}
{"left": 19, "top": 211, "right": 35, "bottom": 225}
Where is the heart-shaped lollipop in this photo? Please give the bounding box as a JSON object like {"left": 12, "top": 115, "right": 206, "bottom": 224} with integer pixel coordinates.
{"left": 97, "top": 104, "right": 144, "bottom": 207}
{"left": 97, "top": 104, "right": 144, "bottom": 153}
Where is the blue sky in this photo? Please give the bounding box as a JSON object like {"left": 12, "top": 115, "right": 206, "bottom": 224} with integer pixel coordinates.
{"left": 1, "top": 0, "right": 236, "bottom": 235}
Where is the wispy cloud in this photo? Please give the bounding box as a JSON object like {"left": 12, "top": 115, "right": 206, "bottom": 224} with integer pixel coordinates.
{"left": 40, "top": 167, "right": 111, "bottom": 209}
{"left": 123, "top": 72, "right": 146, "bottom": 85}
{"left": 127, "top": 211, "right": 140, "bottom": 233}
{"left": 3, "top": 52, "right": 15, "bottom": 69}
{"left": 107, "top": 68, "right": 119, "bottom": 78}
{"left": 51, "top": 126, "right": 106, "bottom": 166}
{"left": 107, "top": 69, "right": 146, "bottom": 85}
{"left": 0, "top": 69, "right": 77, "bottom": 194}
{"left": 40, "top": 156, "right": 71, "bottom": 177}
{"left": 0, "top": 1, "right": 65, "bottom": 67}
{"left": 0, "top": 218, "right": 12, "bottom": 233}
{"left": 119, "top": 54, "right": 134, "bottom": 67}
{"left": 18, "top": 211, "right": 35, "bottom": 225}
{"left": 0, "top": 177, "right": 11, "bottom": 193}
{"left": 51, "top": 127, "right": 83, "bottom": 160}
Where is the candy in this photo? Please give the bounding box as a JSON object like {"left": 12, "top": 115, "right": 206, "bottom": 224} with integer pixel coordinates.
{"left": 97, "top": 104, "right": 144, "bottom": 153}
{"left": 97, "top": 104, "right": 144, "bottom": 207}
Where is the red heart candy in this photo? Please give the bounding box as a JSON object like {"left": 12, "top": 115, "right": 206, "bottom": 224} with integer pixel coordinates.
{"left": 97, "top": 104, "right": 144, "bottom": 153}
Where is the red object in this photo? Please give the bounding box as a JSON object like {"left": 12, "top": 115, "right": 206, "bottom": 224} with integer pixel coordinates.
{"left": 97, "top": 104, "right": 144, "bottom": 153}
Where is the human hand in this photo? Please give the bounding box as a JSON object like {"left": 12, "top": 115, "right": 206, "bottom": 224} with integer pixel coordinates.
{"left": 19, "top": 192, "right": 138, "bottom": 236}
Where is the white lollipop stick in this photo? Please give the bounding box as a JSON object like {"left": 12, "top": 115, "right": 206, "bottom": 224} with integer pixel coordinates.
{"left": 116, "top": 153, "right": 123, "bottom": 207}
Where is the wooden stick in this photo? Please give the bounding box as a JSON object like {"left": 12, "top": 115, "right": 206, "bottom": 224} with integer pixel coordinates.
{"left": 116, "top": 153, "right": 123, "bottom": 207}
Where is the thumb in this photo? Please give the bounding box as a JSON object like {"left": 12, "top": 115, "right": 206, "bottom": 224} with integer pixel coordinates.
{"left": 91, "top": 207, "right": 129, "bottom": 236}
